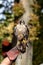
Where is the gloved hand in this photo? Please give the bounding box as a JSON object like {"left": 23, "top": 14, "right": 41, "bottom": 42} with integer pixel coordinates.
{"left": 6, "top": 46, "right": 20, "bottom": 61}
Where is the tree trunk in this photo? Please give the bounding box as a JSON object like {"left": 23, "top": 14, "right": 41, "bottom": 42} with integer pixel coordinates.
{"left": 20, "top": 0, "right": 34, "bottom": 24}
{"left": 15, "top": 44, "right": 33, "bottom": 65}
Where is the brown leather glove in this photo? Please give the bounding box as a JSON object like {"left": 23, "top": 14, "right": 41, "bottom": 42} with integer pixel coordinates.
{"left": 6, "top": 46, "right": 20, "bottom": 61}
{"left": 6, "top": 42, "right": 26, "bottom": 61}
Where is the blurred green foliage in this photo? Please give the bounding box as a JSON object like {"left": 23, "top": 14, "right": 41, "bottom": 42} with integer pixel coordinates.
{"left": 0, "top": 3, "right": 24, "bottom": 63}
{"left": 33, "top": 0, "right": 43, "bottom": 65}
{"left": 12, "top": 3, "right": 25, "bottom": 20}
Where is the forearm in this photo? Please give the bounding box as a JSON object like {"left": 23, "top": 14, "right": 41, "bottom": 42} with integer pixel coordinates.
{"left": 1, "top": 57, "right": 12, "bottom": 65}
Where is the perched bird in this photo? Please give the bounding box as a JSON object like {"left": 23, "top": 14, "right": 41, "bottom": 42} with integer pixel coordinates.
{"left": 13, "top": 21, "right": 29, "bottom": 53}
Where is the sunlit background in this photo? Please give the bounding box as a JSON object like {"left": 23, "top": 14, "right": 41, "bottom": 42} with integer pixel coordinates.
{"left": 0, "top": 0, "right": 14, "bottom": 22}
